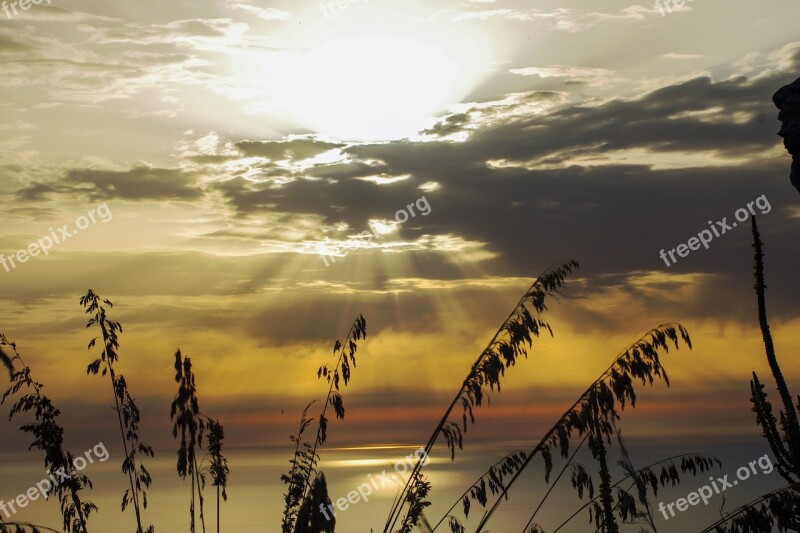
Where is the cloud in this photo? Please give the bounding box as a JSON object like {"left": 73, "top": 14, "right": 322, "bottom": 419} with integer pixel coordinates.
{"left": 510, "top": 65, "right": 620, "bottom": 87}
{"left": 184, "top": 45, "right": 800, "bottom": 328}
{"left": 229, "top": 3, "right": 292, "bottom": 21}
{"left": 15, "top": 181, "right": 62, "bottom": 201}
{"left": 0, "top": 5, "right": 120, "bottom": 23}
{"left": 421, "top": 112, "right": 472, "bottom": 137}
{"left": 0, "top": 35, "right": 32, "bottom": 53}
{"left": 93, "top": 18, "right": 249, "bottom": 47}
{"left": 15, "top": 44, "right": 792, "bottom": 294}
{"left": 234, "top": 138, "right": 344, "bottom": 160}
{"left": 60, "top": 166, "right": 203, "bottom": 201}
{"left": 454, "top": 5, "right": 652, "bottom": 31}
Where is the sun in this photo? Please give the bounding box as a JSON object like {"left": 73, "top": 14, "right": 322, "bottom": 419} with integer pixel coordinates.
{"left": 268, "top": 6, "right": 491, "bottom": 142}
{"left": 276, "top": 33, "right": 457, "bottom": 142}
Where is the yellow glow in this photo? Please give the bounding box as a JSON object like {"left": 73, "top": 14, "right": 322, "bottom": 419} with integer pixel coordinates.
{"left": 267, "top": 5, "right": 491, "bottom": 142}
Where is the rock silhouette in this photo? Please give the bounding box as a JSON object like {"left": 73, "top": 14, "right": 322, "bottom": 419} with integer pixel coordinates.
{"left": 773, "top": 76, "right": 800, "bottom": 194}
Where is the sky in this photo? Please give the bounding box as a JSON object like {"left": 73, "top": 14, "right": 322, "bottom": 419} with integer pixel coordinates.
{"left": 1, "top": 0, "right": 800, "bottom": 531}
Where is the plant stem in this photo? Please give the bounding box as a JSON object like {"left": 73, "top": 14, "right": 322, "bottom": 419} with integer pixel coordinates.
{"left": 752, "top": 217, "right": 800, "bottom": 458}
{"left": 552, "top": 453, "right": 712, "bottom": 533}
{"left": 520, "top": 434, "right": 588, "bottom": 532}
{"left": 5, "top": 346, "right": 90, "bottom": 533}
{"left": 384, "top": 266, "right": 558, "bottom": 533}
{"left": 595, "top": 435, "right": 619, "bottom": 533}
{"left": 98, "top": 315, "right": 143, "bottom": 533}
{"left": 301, "top": 319, "right": 362, "bottom": 502}
{"left": 191, "top": 456, "right": 197, "bottom": 533}
{"left": 430, "top": 450, "right": 526, "bottom": 531}
{"left": 195, "top": 454, "right": 207, "bottom": 533}
{"left": 698, "top": 484, "right": 800, "bottom": 533}
{"left": 473, "top": 324, "right": 682, "bottom": 532}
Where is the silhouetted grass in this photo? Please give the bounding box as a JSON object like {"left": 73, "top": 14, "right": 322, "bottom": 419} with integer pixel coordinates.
{"left": 0, "top": 335, "right": 96, "bottom": 533}
{"left": 384, "top": 260, "right": 579, "bottom": 533}
{"left": 171, "top": 350, "right": 206, "bottom": 533}
{"left": 282, "top": 315, "right": 366, "bottom": 533}
{"left": 282, "top": 402, "right": 320, "bottom": 533}
{"left": 81, "top": 291, "right": 153, "bottom": 533}
{"left": 206, "top": 418, "right": 229, "bottom": 533}
{"left": 169, "top": 349, "right": 230, "bottom": 533}
{"left": 532, "top": 437, "right": 720, "bottom": 532}
{"left": 701, "top": 217, "right": 800, "bottom": 531}
{"left": 362, "top": 258, "right": 699, "bottom": 533}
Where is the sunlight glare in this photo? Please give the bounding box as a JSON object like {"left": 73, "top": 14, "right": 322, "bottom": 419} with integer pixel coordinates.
{"left": 270, "top": 8, "right": 491, "bottom": 142}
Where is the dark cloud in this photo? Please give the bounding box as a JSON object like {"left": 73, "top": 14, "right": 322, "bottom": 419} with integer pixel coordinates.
{"left": 212, "top": 68, "right": 791, "bottom": 234}
{"left": 16, "top": 181, "right": 63, "bottom": 201}
{"left": 201, "top": 57, "right": 800, "bottom": 325}
{"left": 234, "top": 138, "right": 344, "bottom": 160}
{"left": 63, "top": 166, "right": 202, "bottom": 201}
{"left": 186, "top": 154, "right": 239, "bottom": 164}
{"left": 449, "top": 75, "right": 780, "bottom": 162}
{"left": 0, "top": 35, "right": 31, "bottom": 53}
{"left": 15, "top": 165, "right": 198, "bottom": 203}
{"left": 421, "top": 112, "right": 471, "bottom": 136}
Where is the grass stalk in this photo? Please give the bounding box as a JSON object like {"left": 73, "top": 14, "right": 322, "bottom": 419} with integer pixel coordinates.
{"left": 384, "top": 260, "right": 579, "bottom": 533}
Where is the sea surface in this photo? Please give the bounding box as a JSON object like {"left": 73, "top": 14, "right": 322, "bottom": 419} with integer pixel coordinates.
{"left": 0, "top": 435, "right": 782, "bottom": 532}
